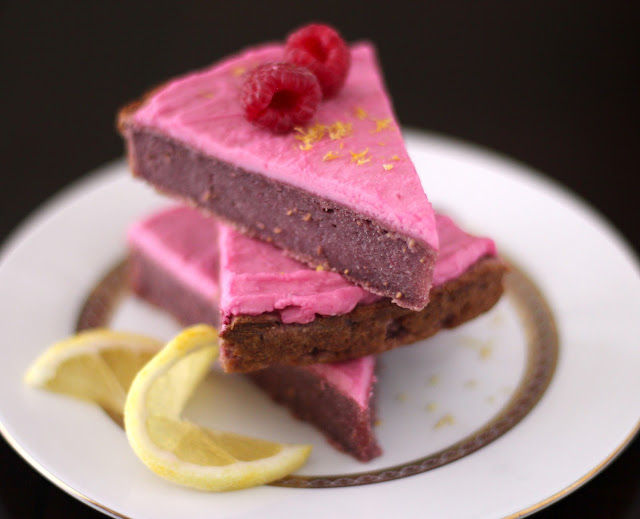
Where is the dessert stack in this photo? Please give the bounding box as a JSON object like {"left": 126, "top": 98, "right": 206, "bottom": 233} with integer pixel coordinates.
{"left": 119, "top": 24, "right": 506, "bottom": 461}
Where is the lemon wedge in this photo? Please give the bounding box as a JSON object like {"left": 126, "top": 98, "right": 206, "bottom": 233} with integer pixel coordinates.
{"left": 24, "top": 328, "right": 162, "bottom": 420}
{"left": 123, "top": 324, "right": 311, "bottom": 491}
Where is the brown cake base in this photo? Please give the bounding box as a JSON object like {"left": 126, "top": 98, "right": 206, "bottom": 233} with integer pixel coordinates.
{"left": 249, "top": 365, "right": 381, "bottom": 462}
{"left": 220, "top": 257, "right": 506, "bottom": 372}
{"left": 119, "top": 117, "right": 436, "bottom": 311}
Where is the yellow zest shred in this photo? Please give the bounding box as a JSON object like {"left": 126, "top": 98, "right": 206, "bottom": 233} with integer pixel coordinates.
{"left": 371, "top": 118, "right": 393, "bottom": 133}
{"left": 323, "top": 151, "right": 342, "bottom": 161}
{"left": 354, "top": 106, "right": 368, "bottom": 120}
{"left": 328, "top": 121, "right": 352, "bottom": 140}
{"left": 350, "top": 148, "right": 371, "bottom": 166}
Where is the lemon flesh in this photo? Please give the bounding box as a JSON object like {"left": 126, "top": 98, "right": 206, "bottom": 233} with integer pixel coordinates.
{"left": 124, "top": 324, "right": 311, "bottom": 491}
{"left": 24, "top": 329, "right": 162, "bottom": 417}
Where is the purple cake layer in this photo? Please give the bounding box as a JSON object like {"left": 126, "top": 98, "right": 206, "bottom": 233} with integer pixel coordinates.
{"left": 249, "top": 360, "right": 381, "bottom": 462}
{"left": 129, "top": 249, "right": 220, "bottom": 328}
{"left": 122, "top": 129, "right": 435, "bottom": 310}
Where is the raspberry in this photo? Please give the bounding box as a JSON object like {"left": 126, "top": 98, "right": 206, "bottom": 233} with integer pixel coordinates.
{"left": 284, "top": 23, "right": 350, "bottom": 98}
{"left": 241, "top": 62, "right": 322, "bottom": 133}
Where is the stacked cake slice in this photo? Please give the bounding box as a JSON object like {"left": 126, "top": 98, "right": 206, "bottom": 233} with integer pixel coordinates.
{"left": 119, "top": 27, "right": 506, "bottom": 462}
{"left": 129, "top": 207, "right": 505, "bottom": 373}
{"left": 127, "top": 206, "right": 505, "bottom": 460}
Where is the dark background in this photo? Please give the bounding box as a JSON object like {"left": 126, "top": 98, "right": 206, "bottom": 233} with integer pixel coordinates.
{"left": 1, "top": 2, "right": 638, "bottom": 518}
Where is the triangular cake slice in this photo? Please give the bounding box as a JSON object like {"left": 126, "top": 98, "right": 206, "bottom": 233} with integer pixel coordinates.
{"left": 248, "top": 356, "right": 381, "bottom": 462}
{"left": 119, "top": 42, "right": 438, "bottom": 310}
{"left": 128, "top": 207, "right": 505, "bottom": 373}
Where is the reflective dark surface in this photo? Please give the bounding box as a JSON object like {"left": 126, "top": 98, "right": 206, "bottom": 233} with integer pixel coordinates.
{"left": 1, "top": 2, "right": 638, "bottom": 517}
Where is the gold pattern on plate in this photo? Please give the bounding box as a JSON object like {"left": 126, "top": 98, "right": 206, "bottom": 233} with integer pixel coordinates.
{"left": 75, "top": 259, "right": 560, "bottom": 490}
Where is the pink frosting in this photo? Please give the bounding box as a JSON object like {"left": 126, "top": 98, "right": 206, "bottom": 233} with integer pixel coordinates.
{"left": 126, "top": 206, "right": 221, "bottom": 302}
{"left": 306, "top": 355, "right": 376, "bottom": 409}
{"left": 128, "top": 207, "right": 496, "bottom": 327}
{"left": 432, "top": 214, "right": 496, "bottom": 286}
{"left": 131, "top": 42, "right": 438, "bottom": 252}
{"left": 218, "top": 224, "right": 379, "bottom": 324}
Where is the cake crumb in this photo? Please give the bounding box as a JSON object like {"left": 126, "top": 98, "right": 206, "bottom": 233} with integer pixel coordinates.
{"left": 303, "top": 213, "right": 311, "bottom": 222}
{"left": 464, "top": 379, "right": 478, "bottom": 389}
{"left": 434, "top": 414, "right": 455, "bottom": 429}
{"left": 427, "top": 375, "right": 440, "bottom": 386}
{"left": 256, "top": 222, "right": 265, "bottom": 230}
{"left": 425, "top": 402, "right": 438, "bottom": 413}
{"left": 395, "top": 392, "right": 408, "bottom": 402}
{"left": 382, "top": 281, "right": 389, "bottom": 287}
{"left": 419, "top": 258, "right": 426, "bottom": 264}
{"left": 199, "top": 191, "right": 211, "bottom": 202}
{"left": 197, "top": 90, "right": 215, "bottom": 99}
{"left": 286, "top": 209, "right": 294, "bottom": 216}
{"left": 232, "top": 66, "right": 246, "bottom": 76}
{"left": 391, "top": 155, "right": 401, "bottom": 161}
{"left": 315, "top": 265, "right": 324, "bottom": 272}
{"left": 408, "top": 238, "right": 416, "bottom": 249}
{"left": 316, "top": 245, "right": 323, "bottom": 255}
{"left": 480, "top": 345, "right": 493, "bottom": 359}
{"left": 265, "top": 237, "right": 273, "bottom": 243}
{"left": 374, "top": 419, "right": 383, "bottom": 427}
{"left": 491, "top": 312, "right": 505, "bottom": 326}
{"left": 395, "top": 292, "right": 403, "bottom": 299}
{"left": 273, "top": 227, "right": 282, "bottom": 234}
{"left": 378, "top": 141, "right": 387, "bottom": 146}
{"left": 343, "top": 269, "right": 350, "bottom": 275}
{"left": 459, "top": 336, "right": 494, "bottom": 360}
{"left": 486, "top": 395, "right": 496, "bottom": 404}
{"left": 383, "top": 163, "right": 394, "bottom": 171}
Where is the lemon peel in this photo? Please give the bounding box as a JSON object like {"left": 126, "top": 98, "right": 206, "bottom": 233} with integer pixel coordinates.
{"left": 124, "top": 324, "right": 311, "bottom": 491}
{"left": 24, "top": 328, "right": 162, "bottom": 418}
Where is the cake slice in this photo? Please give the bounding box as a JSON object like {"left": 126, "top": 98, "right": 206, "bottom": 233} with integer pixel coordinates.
{"left": 119, "top": 41, "right": 438, "bottom": 310}
{"left": 249, "top": 356, "right": 381, "bottom": 462}
{"left": 128, "top": 206, "right": 505, "bottom": 372}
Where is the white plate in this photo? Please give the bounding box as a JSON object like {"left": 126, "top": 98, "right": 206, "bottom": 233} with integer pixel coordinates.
{"left": 1, "top": 131, "right": 638, "bottom": 519}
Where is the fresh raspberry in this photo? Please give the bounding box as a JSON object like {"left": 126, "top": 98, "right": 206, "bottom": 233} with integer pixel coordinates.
{"left": 241, "top": 62, "right": 322, "bottom": 133}
{"left": 284, "top": 23, "right": 350, "bottom": 98}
